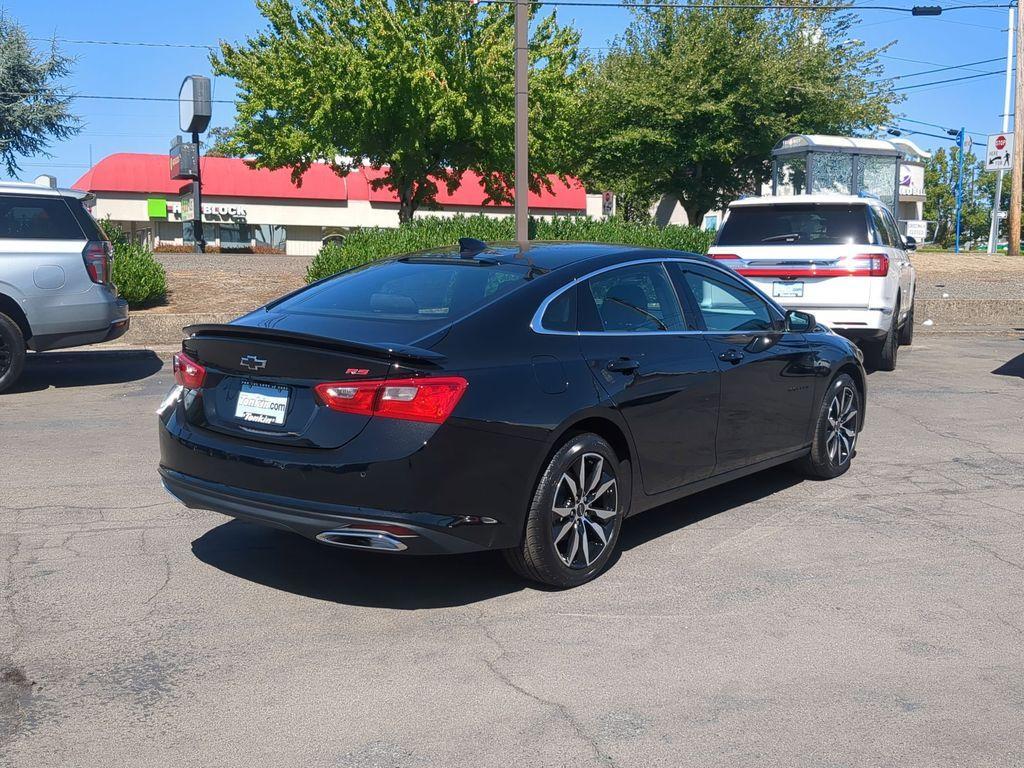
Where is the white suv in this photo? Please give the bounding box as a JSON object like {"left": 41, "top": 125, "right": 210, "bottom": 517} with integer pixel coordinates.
{"left": 708, "top": 195, "right": 916, "bottom": 371}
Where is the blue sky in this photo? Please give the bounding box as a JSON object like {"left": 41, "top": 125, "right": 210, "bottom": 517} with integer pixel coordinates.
{"left": 4, "top": 0, "right": 1014, "bottom": 186}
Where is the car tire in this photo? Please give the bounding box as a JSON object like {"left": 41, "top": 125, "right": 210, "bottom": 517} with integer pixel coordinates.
{"left": 0, "top": 312, "right": 26, "bottom": 394}
{"left": 899, "top": 302, "right": 915, "bottom": 346}
{"left": 794, "top": 373, "right": 861, "bottom": 480}
{"left": 864, "top": 298, "right": 900, "bottom": 372}
{"left": 504, "top": 433, "right": 628, "bottom": 588}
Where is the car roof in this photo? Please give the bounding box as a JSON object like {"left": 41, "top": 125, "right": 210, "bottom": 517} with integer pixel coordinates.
{"left": 414, "top": 241, "right": 711, "bottom": 271}
{"left": 728, "top": 194, "right": 873, "bottom": 208}
{"left": 0, "top": 180, "right": 89, "bottom": 199}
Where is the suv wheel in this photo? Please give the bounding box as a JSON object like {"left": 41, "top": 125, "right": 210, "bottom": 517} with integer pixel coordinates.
{"left": 899, "top": 302, "right": 915, "bottom": 346}
{"left": 504, "top": 433, "right": 628, "bottom": 588}
{"left": 864, "top": 298, "right": 900, "bottom": 372}
{"left": 0, "top": 312, "right": 26, "bottom": 394}
{"left": 794, "top": 373, "right": 861, "bottom": 479}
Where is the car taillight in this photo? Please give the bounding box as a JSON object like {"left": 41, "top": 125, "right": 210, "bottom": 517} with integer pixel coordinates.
{"left": 858, "top": 253, "right": 890, "bottom": 277}
{"left": 83, "top": 240, "right": 112, "bottom": 285}
{"left": 172, "top": 351, "right": 206, "bottom": 389}
{"left": 736, "top": 253, "right": 891, "bottom": 278}
{"left": 708, "top": 253, "right": 745, "bottom": 271}
{"left": 314, "top": 376, "right": 468, "bottom": 424}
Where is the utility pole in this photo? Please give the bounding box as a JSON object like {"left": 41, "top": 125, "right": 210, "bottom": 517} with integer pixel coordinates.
{"left": 192, "top": 131, "right": 205, "bottom": 254}
{"left": 955, "top": 128, "right": 966, "bottom": 254}
{"left": 988, "top": 4, "right": 1014, "bottom": 254}
{"left": 513, "top": 0, "right": 529, "bottom": 244}
{"left": 1009, "top": 2, "right": 1024, "bottom": 257}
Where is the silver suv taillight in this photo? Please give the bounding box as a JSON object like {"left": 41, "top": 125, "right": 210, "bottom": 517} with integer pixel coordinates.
{"left": 83, "top": 240, "right": 113, "bottom": 285}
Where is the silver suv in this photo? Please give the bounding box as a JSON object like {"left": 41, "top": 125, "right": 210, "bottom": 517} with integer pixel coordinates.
{"left": 0, "top": 180, "right": 129, "bottom": 392}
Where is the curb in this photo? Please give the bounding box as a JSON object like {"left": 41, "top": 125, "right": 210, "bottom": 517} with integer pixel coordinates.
{"left": 123, "top": 312, "right": 237, "bottom": 346}
{"left": 916, "top": 299, "right": 1023, "bottom": 333}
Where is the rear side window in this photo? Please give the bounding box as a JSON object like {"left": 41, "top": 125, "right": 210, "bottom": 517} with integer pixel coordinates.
{"left": 273, "top": 258, "right": 530, "bottom": 323}
{"left": 540, "top": 287, "right": 577, "bottom": 332}
{"left": 717, "top": 204, "right": 869, "bottom": 246}
{"left": 0, "top": 194, "right": 89, "bottom": 240}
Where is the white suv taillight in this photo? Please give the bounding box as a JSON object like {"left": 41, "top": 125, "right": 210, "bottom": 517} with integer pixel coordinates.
{"left": 83, "top": 240, "right": 113, "bottom": 285}
{"left": 713, "top": 252, "right": 890, "bottom": 278}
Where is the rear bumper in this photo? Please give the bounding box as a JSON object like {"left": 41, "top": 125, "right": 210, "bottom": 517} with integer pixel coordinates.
{"left": 28, "top": 299, "right": 129, "bottom": 352}
{"left": 802, "top": 308, "right": 893, "bottom": 340}
{"left": 161, "top": 466, "right": 492, "bottom": 555}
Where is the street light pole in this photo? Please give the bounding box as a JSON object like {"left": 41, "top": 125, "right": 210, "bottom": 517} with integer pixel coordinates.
{"left": 1008, "top": 2, "right": 1024, "bottom": 257}
{"left": 513, "top": 0, "right": 529, "bottom": 244}
{"left": 988, "top": 4, "right": 1014, "bottom": 254}
{"left": 955, "top": 128, "right": 966, "bottom": 254}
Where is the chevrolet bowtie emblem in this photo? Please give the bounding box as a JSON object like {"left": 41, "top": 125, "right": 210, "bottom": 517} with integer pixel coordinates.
{"left": 240, "top": 355, "right": 267, "bottom": 371}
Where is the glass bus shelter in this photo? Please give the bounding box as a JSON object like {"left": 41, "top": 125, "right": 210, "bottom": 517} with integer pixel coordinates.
{"left": 771, "top": 134, "right": 902, "bottom": 211}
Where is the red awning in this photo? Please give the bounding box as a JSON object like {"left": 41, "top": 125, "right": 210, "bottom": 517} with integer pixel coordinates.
{"left": 73, "top": 153, "right": 348, "bottom": 201}
{"left": 73, "top": 154, "right": 587, "bottom": 211}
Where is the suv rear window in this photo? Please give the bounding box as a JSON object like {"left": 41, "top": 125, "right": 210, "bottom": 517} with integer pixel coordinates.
{"left": 0, "top": 194, "right": 97, "bottom": 240}
{"left": 717, "top": 204, "right": 869, "bottom": 246}
{"left": 273, "top": 257, "right": 530, "bottom": 324}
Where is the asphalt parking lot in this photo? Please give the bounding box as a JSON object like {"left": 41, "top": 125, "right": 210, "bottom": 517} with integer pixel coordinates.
{"left": 2, "top": 334, "right": 1022, "bottom": 767}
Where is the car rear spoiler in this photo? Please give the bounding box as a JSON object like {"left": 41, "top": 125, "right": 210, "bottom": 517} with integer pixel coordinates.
{"left": 183, "top": 323, "right": 447, "bottom": 364}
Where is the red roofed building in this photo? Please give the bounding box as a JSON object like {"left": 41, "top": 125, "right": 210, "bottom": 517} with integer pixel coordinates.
{"left": 73, "top": 153, "right": 602, "bottom": 255}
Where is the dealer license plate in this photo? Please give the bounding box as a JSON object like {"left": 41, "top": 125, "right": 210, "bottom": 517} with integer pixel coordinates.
{"left": 235, "top": 381, "right": 290, "bottom": 426}
{"left": 773, "top": 281, "right": 804, "bottom": 298}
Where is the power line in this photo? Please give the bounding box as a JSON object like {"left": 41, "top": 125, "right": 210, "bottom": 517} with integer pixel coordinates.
{"left": 890, "top": 55, "right": 1006, "bottom": 79}
{"left": 0, "top": 91, "right": 234, "bottom": 104}
{"left": 881, "top": 52, "right": 1006, "bottom": 75}
{"left": 29, "top": 36, "right": 214, "bottom": 50}
{"left": 894, "top": 68, "right": 1004, "bottom": 90}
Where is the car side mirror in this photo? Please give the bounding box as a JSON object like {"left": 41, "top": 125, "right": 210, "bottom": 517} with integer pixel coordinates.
{"left": 785, "top": 309, "right": 815, "bottom": 333}
{"left": 904, "top": 235, "right": 917, "bottom": 251}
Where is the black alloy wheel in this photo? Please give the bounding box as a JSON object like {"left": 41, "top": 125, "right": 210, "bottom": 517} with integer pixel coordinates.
{"left": 505, "top": 433, "right": 627, "bottom": 588}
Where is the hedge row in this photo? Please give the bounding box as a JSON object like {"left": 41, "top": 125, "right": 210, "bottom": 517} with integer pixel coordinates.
{"left": 305, "top": 215, "right": 715, "bottom": 283}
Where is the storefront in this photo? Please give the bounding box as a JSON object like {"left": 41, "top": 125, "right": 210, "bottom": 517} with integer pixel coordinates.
{"left": 73, "top": 154, "right": 602, "bottom": 255}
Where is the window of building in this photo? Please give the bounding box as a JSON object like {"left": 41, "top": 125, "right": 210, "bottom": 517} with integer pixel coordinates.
{"left": 255, "top": 224, "right": 287, "bottom": 251}
{"left": 219, "top": 222, "right": 251, "bottom": 249}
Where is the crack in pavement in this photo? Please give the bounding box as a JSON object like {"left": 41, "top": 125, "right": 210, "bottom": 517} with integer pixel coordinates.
{"left": 476, "top": 613, "right": 619, "bottom": 768}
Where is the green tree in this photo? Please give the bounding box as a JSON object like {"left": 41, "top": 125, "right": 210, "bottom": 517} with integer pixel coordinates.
{"left": 0, "top": 15, "right": 80, "bottom": 176}
{"left": 213, "top": 0, "right": 586, "bottom": 223}
{"left": 580, "top": 0, "right": 898, "bottom": 226}
{"left": 924, "top": 149, "right": 998, "bottom": 248}
{"left": 203, "top": 126, "right": 242, "bottom": 158}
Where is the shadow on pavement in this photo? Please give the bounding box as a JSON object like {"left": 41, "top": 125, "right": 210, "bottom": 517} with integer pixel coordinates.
{"left": 992, "top": 350, "right": 1024, "bottom": 379}
{"left": 616, "top": 470, "right": 803, "bottom": 556}
{"left": 191, "top": 520, "right": 525, "bottom": 609}
{"left": 10, "top": 350, "right": 164, "bottom": 393}
{"left": 191, "top": 468, "right": 804, "bottom": 609}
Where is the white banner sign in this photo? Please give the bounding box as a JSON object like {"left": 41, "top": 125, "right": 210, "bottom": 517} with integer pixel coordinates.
{"left": 904, "top": 219, "right": 928, "bottom": 241}
{"left": 986, "top": 133, "right": 1013, "bottom": 170}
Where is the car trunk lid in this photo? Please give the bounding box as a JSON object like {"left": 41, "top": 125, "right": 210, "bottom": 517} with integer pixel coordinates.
{"left": 180, "top": 322, "right": 446, "bottom": 449}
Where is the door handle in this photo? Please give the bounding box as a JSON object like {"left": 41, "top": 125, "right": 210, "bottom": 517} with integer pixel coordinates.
{"left": 606, "top": 357, "right": 640, "bottom": 374}
{"left": 719, "top": 349, "right": 744, "bottom": 364}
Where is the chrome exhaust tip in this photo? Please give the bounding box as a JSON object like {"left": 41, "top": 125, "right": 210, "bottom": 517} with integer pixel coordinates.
{"left": 315, "top": 529, "right": 409, "bottom": 552}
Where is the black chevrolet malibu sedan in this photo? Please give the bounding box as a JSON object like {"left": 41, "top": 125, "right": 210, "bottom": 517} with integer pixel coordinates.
{"left": 159, "top": 240, "right": 865, "bottom": 587}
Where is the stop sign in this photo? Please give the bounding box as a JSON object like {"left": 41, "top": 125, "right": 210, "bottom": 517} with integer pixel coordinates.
{"left": 996, "top": 135, "right": 1007, "bottom": 150}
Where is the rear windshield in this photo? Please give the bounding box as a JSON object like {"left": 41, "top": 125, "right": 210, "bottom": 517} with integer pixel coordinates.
{"left": 717, "top": 204, "right": 869, "bottom": 246}
{"left": 272, "top": 258, "right": 530, "bottom": 324}
{"left": 0, "top": 194, "right": 100, "bottom": 240}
